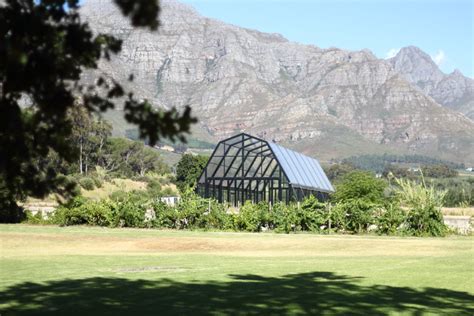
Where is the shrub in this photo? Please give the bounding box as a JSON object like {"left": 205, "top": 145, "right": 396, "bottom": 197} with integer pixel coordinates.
{"left": 343, "top": 200, "right": 377, "bottom": 233}
{"left": 55, "top": 205, "right": 88, "bottom": 226}
{"left": 109, "top": 190, "right": 129, "bottom": 202}
{"left": 152, "top": 201, "right": 178, "bottom": 228}
{"left": 299, "top": 195, "right": 330, "bottom": 231}
{"left": 197, "top": 200, "right": 232, "bottom": 230}
{"left": 272, "top": 198, "right": 328, "bottom": 234}
{"left": 234, "top": 201, "right": 270, "bottom": 232}
{"left": 79, "top": 177, "right": 95, "bottom": 191}
{"left": 421, "top": 164, "right": 458, "bottom": 178}
{"left": 272, "top": 202, "right": 299, "bottom": 233}
{"left": 158, "top": 176, "right": 172, "bottom": 186}
{"left": 84, "top": 200, "right": 114, "bottom": 226}
{"left": 375, "top": 203, "right": 405, "bottom": 235}
{"left": 395, "top": 177, "right": 447, "bottom": 236}
{"left": 404, "top": 204, "right": 447, "bottom": 237}
{"left": 328, "top": 200, "right": 377, "bottom": 233}
{"left": 328, "top": 203, "right": 348, "bottom": 232}
{"left": 24, "top": 211, "right": 50, "bottom": 225}
{"left": 334, "top": 171, "right": 387, "bottom": 204}
{"left": 111, "top": 194, "right": 148, "bottom": 228}
{"left": 146, "top": 178, "right": 162, "bottom": 198}
{"left": 174, "top": 190, "right": 209, "bottom": 229}
{"left": 92, "top": 177, "right": 103, "bottom": 189}
{"left": 53, "top": 197, "right": 114, "bottom": 227}
{"left": 161, "top": 187, "right": 175, "bottom": 196}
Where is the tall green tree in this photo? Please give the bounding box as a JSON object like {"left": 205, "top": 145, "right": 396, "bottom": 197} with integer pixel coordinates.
{"left": 99, "top": 138, "right": 168, "bottom": 177}
{"left": 0, "top": 0, "right": 196, "bottom": 220}
{"left": 333, "top": 171, "right": 387, "bottom": 204}
{"left": 176, "top": 154, "right": 208, "bottom": 193}
{"left": 69, "top": 105, "right": 112, "bottom": 174}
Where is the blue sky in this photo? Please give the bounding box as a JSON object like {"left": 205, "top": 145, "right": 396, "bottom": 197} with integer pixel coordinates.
{"left": 180, "top": 0, "right": 473, "bottom": 77}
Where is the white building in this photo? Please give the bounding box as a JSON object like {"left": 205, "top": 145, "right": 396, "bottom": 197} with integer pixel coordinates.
{"left": 160, "top": 196, "right": 180, "bottom": 206}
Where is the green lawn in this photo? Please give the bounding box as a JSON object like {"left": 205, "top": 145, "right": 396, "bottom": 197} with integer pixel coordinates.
{"left": 0, "top": 225, "right": 473, "bottom": 315}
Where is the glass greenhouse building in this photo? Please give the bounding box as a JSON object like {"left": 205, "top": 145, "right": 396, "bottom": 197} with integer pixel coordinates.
{"left": 196, "top": 133, "right": 334, "bottom": 206}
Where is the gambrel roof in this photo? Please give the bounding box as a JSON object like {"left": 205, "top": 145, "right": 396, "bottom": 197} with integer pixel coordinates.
{"left": 198, "top": 133, "right": 334, "bottom": 194}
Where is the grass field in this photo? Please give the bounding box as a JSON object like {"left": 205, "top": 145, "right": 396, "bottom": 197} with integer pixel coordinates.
{"left": 0, "top": 225, "right": 473, "bottom": 315}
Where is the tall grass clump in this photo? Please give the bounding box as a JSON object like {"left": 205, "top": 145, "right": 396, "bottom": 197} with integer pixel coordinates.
{"left": 395, "top": 176, "right": 447, "bottom": 236}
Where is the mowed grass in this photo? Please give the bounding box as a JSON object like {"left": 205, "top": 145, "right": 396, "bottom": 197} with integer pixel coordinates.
{"left": 0, "top": 225, "right": 473, "bottom": 315}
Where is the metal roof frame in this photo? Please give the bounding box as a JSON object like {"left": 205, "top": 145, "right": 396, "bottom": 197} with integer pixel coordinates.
{"left": 196, "top": 133, "right": 334, "bottom": 205}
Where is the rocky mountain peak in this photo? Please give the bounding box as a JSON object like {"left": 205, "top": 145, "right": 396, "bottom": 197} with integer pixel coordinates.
{"left": 389, "top": 46, "right": 444, "bottom": 86}
{"left": 449, "top": 69, "right": 464, "bottom": 78}
{"left": 389, "top": 46, "right": 473, "bottom": 119}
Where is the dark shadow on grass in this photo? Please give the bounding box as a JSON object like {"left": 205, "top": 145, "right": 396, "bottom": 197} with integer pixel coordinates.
{"left": 1, "top": 272, "right": 473, "bottom": 315}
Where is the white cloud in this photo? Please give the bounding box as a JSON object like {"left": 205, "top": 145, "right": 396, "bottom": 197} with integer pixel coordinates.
{"left": 432, "top": 50, "right": 446, "bottom": 66}
{"left": 385, "top": 48, "right": 400, "bottom": 59}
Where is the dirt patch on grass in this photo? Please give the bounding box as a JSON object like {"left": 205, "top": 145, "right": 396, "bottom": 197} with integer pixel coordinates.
{"left": 1, "top": 230, "right": 466, "bottom": 258}
{"left": 116, "top": 266, "right": 187, "bottom": 273}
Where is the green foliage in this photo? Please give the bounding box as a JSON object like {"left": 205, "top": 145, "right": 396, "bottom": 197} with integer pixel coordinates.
{"left": 443, "top": 180, "right": 473, "bottom": 207}
{"left": 325, "top": 163, "right": 356, "bottom": 182}
{"left": 334, "top": 171, "right": 387, "bottom": 204}
{"left": 176, "top": 154, "right": 208, "bottom": 192}
{"left": 92, "top": 177, "right": 104, "bottom": 189}
{"left": 79, "top": 177, "right": 96, "bottom": 191}
{"left": 177, "top": 190, "right": 229, "bottom": 230}
{"left": 296, "top": 196, "right": 329, "bottom": 232}
{"left": 421, "top": 165, "right": 458, "bottom": 178}
{"left": 23, "top": 211, "right": 51, "bottom": 225}
{"left": 151, "top": 189, "right": 230, "bottom": 230}
{"left": 0, "top": 0, "right": 195, "bottom": 221}
{"left": 173, "top": 190, "right": 209, "bottom": 229}
{"left": 272, "top": 203, "right": 299, "bottom": 233}
{"left": 54, "top": 194, "right": 148, "bottom": 228}
{"left": 403, "top": 204, "right": 447, "bottom": 237}
{"left": 382, "top": 165, "right": 414, "bottom": 180}
{"left": 342, "top": 154, "right": 464, "bottom": 173}
{"left": 152, "top": 201, "right": 178, "bottom": 228}
{"left": 0, "top": 177, "right": 26, "bottom": 223}
{"left": 109, "top": 190, "right": 131, "bottom": 202}
{"left": 112, "top": 196, "right": 147, "bottom": 228}
{"left": 375, "top": 204, "right": 405, "bottom": 235}
{"left": 395, "top": 177, "right": 447, "bottom": 236}
{"left": 234, "top": 201, "right": 270, "bottom": 232}
{"left": 70, "top": 200, "right": 114, "bottom": 227}
{"left": 328, "top": 203, "right": 347, "bottom": 232}
{"left": 203, "top": 202, "right": 232, "bottom": 230}
{"left": 54, "top": 197, "right": 91, "bottom": 226}
{"left": 146, "top": 178, "right": 162, "bottom": 197}
{"left": 331, "top": 200, "right": 377, "bottom": 233}
{"left": 29, "top": 178, "right": 455, "bottom": 237}
{"left": 102, "top": 138, "right": 170, "bottom": 178}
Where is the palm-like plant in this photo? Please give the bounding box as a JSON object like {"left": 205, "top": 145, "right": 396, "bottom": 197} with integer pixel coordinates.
{"left": 394, "top": 173, "right": 447, "bottom": 236}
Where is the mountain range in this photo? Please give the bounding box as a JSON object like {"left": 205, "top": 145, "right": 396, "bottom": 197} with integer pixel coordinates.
{"left": 80, "top": 0, "right": 474, "bottom": 164}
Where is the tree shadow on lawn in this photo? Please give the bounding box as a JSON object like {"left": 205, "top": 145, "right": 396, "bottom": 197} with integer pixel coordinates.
{"left": 1, "top": 271, "right": 472, "bottom": 315}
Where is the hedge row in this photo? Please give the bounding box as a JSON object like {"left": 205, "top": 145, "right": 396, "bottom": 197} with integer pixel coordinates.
{"left": 26, "top": 191, "right": 447, "bottom": 236}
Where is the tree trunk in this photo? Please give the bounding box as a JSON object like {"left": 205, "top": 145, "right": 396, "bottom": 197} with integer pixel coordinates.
{"left": 79, "top": 139, "right": 83, "bottom": 174}
{"left": 85, "top": 155, "right": 88, "bottom": 174}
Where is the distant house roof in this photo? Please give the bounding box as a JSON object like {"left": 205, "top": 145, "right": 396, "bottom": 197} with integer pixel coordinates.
{"left": 268, "top": 143, "right": 334, "bottom": 193}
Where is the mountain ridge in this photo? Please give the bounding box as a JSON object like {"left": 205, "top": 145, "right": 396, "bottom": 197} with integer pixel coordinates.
{"left": 80, "top": 0, "right": 474, "bottom": 164}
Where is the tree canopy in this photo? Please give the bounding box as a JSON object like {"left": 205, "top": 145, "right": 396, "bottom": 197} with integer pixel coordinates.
{"left": 0, "top": 0, "right": 196, "bottom": 217}
{"left": 175, "top": 154, "right": 208, "bottom": 193}
{"left": 333, "top": 171, "right": 387, "bottom": 204}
